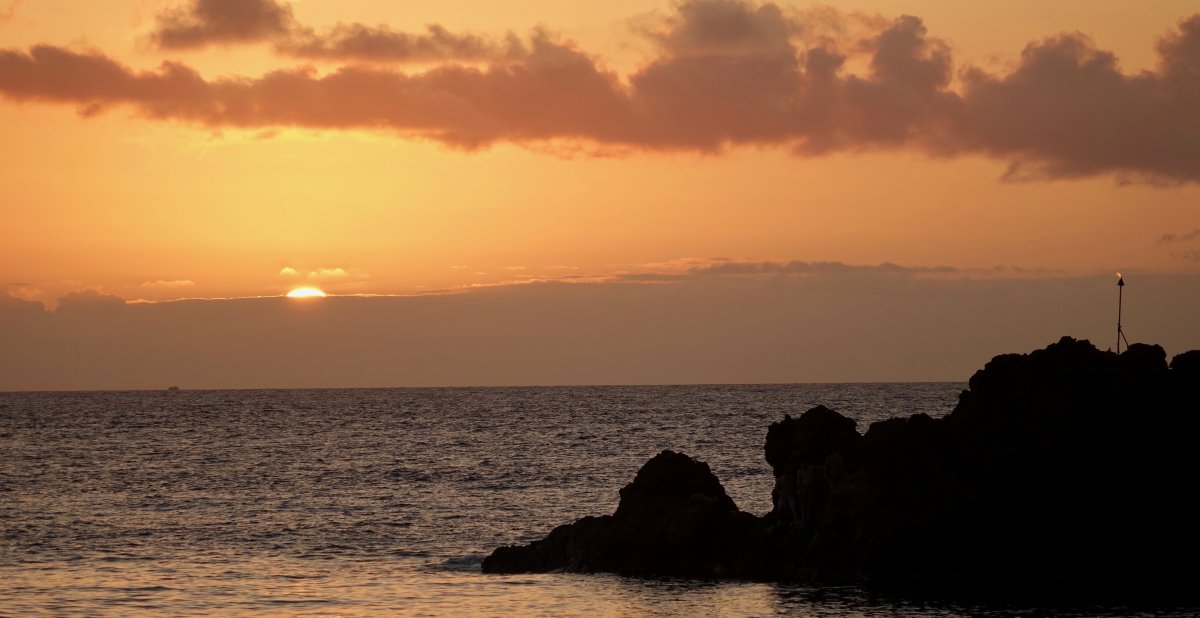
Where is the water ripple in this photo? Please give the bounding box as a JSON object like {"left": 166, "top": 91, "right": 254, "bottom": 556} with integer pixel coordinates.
{"left": 6, "top": 384, "right": 1178, "bottom": 616}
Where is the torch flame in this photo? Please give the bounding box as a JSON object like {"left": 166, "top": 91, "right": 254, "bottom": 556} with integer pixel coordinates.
{"left": 1116, "top": 272, "right": 1122, "bottom": 279}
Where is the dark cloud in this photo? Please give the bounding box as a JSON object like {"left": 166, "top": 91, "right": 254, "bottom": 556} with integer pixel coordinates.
{"left": 628, "top": 0, "right": 805, "bottom": 148}
{"left": 3, "top": 1, "right": 1200, "bottom": 182}
{"left": 650, "top": 0, "right": 796, "bottom": 57}
{"left": 542, "top": 259, "right": 962, "bottom": 287}
{"left": 1159, "top": 228, "right": 1200, "bottom": 261}
{"left": 55, "top": 290, "right": 126, "bottom": 313}
{"left": 0, "top": 37, "right": 633, "bottom": 147}
{"left": 1160, "top": 229, "right": 1200, "bottom": 244}
{"left": 149, "top": 0, "right": 525, "bottom": 64}
{"left": 3, "top": 272, "right": 1197, "bottom": 390}
{"left": 684, "top": 259, "right": 957, "bottom": 276}
{"left": 839, "top": 16, "right": 960, "bottom": 151}
{"left": 0, "top": 293, "right": 47, "bottom": 320}
{"left": 958, "top": 16, "right": 1200, "bottom": 183}
{"left": 279, "top": 24, "right": 527, "bottom": 64}
{"left": 151, "top": 0, "right": 297, "bottom": 49}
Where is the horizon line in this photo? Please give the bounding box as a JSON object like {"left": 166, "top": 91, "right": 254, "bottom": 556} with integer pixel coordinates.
{"left": 0, "top": 379, "right": 971, "bottom": 395}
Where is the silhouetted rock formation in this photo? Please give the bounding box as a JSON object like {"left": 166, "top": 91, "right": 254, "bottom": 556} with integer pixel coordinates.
{"left": 482, "top": 450, "right": 761, "bottom": 577}
{"left": 484, "top": 337, "right": 1200, "bottom": 590}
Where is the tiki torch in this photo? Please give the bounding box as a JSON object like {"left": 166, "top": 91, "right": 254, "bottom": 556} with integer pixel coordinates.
{"left": 1116, "top": 273, "right": 1127, "bottom": 353}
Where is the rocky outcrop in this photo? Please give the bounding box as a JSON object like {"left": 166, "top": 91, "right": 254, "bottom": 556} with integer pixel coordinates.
{"left": 484, "top": 337, "right": 1200, "bottom": 589}
{"left": 481, "top": 450, "right": 762, "bottom": 577}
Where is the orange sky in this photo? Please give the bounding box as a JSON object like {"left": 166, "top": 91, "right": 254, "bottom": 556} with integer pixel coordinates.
{"left": 1, "top": 1, "right": 1198, "bottom": 387}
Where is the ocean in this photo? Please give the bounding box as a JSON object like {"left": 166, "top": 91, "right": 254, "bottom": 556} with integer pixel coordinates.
{"left": 0, "top": 384, "right": 1188, "bottom": 616}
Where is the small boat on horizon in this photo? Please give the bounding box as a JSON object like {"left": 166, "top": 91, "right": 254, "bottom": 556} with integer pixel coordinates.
{"left": 166, "top": 386, "right": 181, "bottom": 392}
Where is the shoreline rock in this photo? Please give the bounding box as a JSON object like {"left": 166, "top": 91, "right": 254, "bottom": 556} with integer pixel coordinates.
{"left": 482, "top": 450, "right": 764, "bottom": 577}
{"left": 483, "top": 337, "right": 1200, "bottom": 590}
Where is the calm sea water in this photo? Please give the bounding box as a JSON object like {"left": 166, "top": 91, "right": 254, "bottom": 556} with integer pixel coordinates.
{"left": 0, "top": 384, "right": 1188, "bottom": 616}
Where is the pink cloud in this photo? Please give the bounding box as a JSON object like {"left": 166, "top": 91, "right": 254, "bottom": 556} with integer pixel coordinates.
{"left": 0, "top": 1, "right": 1197, "bottom": 183}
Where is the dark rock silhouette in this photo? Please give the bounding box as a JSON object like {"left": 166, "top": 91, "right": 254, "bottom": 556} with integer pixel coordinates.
{"left": 483, "top": 337, "right": 1200, "bottom": 590}
{"left": 482, "top": 450, "right": 761, "bottom": 577}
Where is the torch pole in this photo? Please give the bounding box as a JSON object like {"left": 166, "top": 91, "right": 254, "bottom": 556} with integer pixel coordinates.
{"left": 1116, "top": 276, "right": 1124, "bottom": 354}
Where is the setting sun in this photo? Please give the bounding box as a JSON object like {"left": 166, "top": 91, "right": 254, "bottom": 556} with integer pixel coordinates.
{"left": 2, "top": 0, "right": 1200, "bottom": 614}
{"left": 286, "top": 287, "right": 327, "bottom": 298}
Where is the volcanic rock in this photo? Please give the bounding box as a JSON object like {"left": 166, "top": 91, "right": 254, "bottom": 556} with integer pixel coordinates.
{"left": 483, "top": 337, "right": 1200, "bottom": 591}
{"left": 481, "top": 450, "right": 760, "bottom": 577}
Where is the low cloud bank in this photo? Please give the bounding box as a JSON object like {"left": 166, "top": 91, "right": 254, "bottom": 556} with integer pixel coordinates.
{"left": 3, "top": 270, "right": 1197, "bottom": 390}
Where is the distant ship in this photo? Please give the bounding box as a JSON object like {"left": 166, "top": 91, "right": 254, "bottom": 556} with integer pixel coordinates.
{"left": 166, "top": 386, "right": 181, "bottom": 392}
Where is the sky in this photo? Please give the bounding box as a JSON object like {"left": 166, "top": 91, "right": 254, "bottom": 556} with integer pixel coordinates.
{"left": 1, "top": 0, "right": 1198, "bottom": 389}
